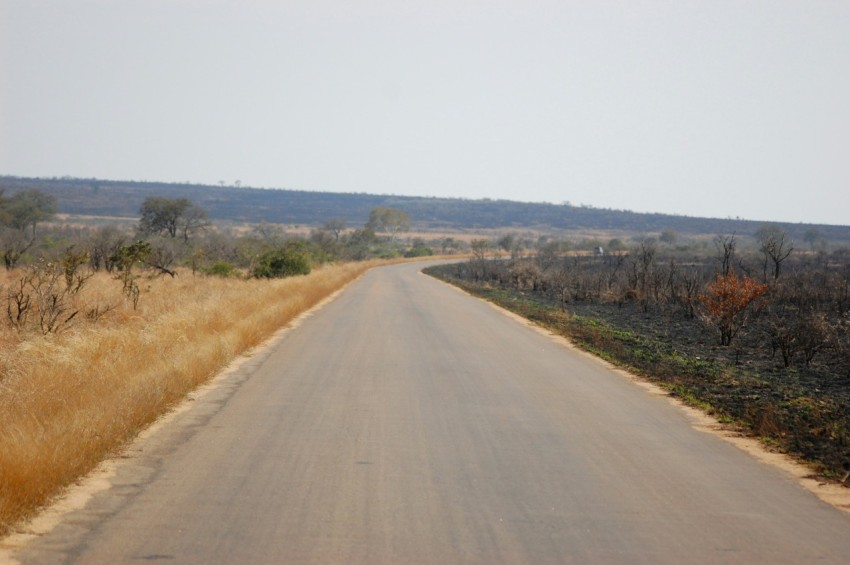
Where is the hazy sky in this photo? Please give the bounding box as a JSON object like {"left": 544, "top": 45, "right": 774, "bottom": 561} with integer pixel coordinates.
{"left": 1, "top": 1, "right": 849, "bottom": 225}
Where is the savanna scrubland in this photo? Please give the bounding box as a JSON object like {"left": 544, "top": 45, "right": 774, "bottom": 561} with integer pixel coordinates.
{"left": 2, "top": 187, "right": 849, "bottom": 535}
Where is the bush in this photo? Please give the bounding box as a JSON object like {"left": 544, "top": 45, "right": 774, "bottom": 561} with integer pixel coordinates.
{"left": 201, "top": 261, "right": 238, "bottom": 278}
{"left": 404, "top": 246, "right": 434, "bottom": 258}
{"left": 251, "top": 242, "right": 312, "bottom": 278}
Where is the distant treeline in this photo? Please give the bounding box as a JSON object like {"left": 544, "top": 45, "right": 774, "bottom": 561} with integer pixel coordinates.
{"left": 2, "top": 175, "right": 848, "bottom": 243}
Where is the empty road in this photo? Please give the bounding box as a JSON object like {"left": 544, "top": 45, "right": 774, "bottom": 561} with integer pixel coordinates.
{"left": 11, "top": 262, "right": 850, "bottom": 564}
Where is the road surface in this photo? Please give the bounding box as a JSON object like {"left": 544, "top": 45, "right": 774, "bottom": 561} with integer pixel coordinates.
{"left": 11, "top": 261, "right": 850, "bottom": 563}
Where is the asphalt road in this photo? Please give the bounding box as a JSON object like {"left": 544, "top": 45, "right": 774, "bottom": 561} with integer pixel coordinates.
{"left": 12, "top": 262, "right": 850, "bottom": 564}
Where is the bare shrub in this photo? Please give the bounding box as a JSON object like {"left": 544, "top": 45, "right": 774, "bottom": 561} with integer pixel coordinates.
{"left": 3, "top": 260, "right": 86, "bottom": 335}
{"left": 6, "top": 277, "right": 32, "bottom": 330}
{"left": 798, "top": 311, "right": 830, "bottom": 366}
{"left": 762, "top": 306, "right": 799, "bottom": 367}
{"left": 508, "top": 259, "right": 541, "bottom": 290}
{"left": 31, "top": 260, "right": 81, "bottom": 334}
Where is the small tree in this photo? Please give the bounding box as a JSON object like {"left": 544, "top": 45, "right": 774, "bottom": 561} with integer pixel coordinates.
{"left": 756, "top": 224, "right": 793, "bottom": 281}
{"left": 470, "top": 239, "right": 489, "bottom": 262}
{"left": 699, "top": 272, "right": 768, "bottom": 346}
{"left": 498, "top": 233, "right": 518, "bottom": 259}
{"left": 469, "top": 239, "right": 490, "bottom": 280}
{"left": 112, "top": 240, "right": 152, "bottom": 309}
{"left": 713, "top": 234, "right": 736, "bottom": 276}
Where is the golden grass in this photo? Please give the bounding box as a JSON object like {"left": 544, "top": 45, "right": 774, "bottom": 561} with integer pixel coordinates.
{"left": 0, "top": 260, "right": 382, "bottom": 536}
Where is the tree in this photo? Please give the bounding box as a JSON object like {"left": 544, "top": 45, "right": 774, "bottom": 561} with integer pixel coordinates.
{"left": 607, "top": 238, "right": 626, "bottom": 252}
{"left": 439, "top": 237, "right": 460, "bottom": 255}
{"left": 498, "top": 233, "right": 516, "bottom": 253}
{"left": 139, "top": 197, "right": 208, "bottom": 241}
{"left": 469, "top": 239, "right": 491, "bottom": 280}
{"left": 659, "top": 230, "right": 677, "bottom": 245}
{"left": 756, "top": 224, "right": 793, "bottom": 281}
{"left": 14, "top": 191, "right": 56, "bottom": 233}
{"left": 145, "top": 237, "right": 179, "bottom": 277}
{"left": 0, "top": 189, "right": 57, "bottom": 269}
{"left": 0, "top": 228, "right": 35, "bottom": 269}
{"left": 713, "top": 234, "right": 736, "bottom": 276}
{"left": 2, "top": 189, "right": 58, "bottom": 236}
{"left": 310, "top": 228, "right": 339, "bottom": 259}
{"left": 498, "top": 233, "right": 523, "bottom": 259}
{"left": 470, "top": 239, "right": 489, "bottom": 262}
{"left": 322, "top": 219, "right": 346, "bottom": 242}
{"left": 536, "top": 240, "right": 561, "bottom": 271}
{"left": 177, "top": 203, "right": 210, "bottom": 242}
{"left": 366, "top": 207, "right": 410, "bottom": 242}
{"left": 699, "top": 272, "right": 768, "bottom": 346}
{"left": 803, "top": 228, "right": 826, "bottom": 253}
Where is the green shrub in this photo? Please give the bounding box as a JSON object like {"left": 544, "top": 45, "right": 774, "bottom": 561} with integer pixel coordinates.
{"left": 251, "top": 242, "right": 312, "bottom": 278}
{"left": 404, "top": 246, "right": 434, "bottom": 258}
{"left": 202, "top": 261, "right": 237, "bottom": 278}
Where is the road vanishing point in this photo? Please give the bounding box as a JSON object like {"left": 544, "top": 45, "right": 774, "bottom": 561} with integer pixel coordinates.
{"left": 9, "top": 261, "right": 850, "bottom": 564}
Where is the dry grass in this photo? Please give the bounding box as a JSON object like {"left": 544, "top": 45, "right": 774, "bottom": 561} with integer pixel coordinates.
{"left": 0, "top": 260, "right": 381, "bottom": 536}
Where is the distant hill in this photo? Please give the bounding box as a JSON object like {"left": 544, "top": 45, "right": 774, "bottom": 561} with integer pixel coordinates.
{"left": 2, "top": 175, "right": 848, "bottom": 243}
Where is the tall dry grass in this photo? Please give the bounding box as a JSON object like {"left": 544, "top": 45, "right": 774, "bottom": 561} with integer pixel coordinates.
{"left": 0, "top": 261, "right": 379, "bottom": 535}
